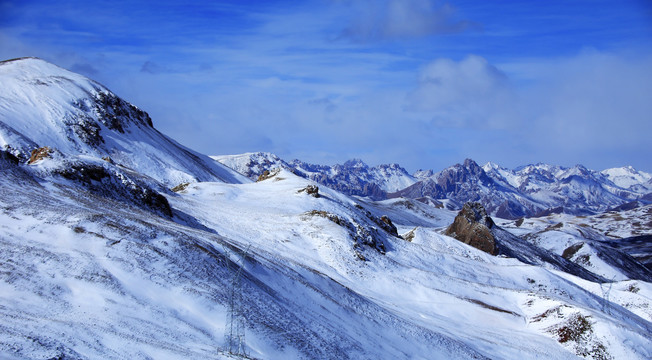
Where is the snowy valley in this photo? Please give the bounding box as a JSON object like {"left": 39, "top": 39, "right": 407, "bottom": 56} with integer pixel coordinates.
{"left": 1, "top": 58, "right": 651, "bottom": 360}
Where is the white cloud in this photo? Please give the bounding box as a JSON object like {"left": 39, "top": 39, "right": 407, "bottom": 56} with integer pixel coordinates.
{"left": 339, "top": 0, "right": 477, "bottom": 42}
{"left": 405, "top": 55, "right": 516, "bottom": 128}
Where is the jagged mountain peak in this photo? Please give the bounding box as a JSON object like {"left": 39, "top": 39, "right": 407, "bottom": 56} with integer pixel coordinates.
{"left": 413, "top": 168, "right": 434, "bottom": 179}
{"left": 482, "top": 161, "right": 503, "bottom": 172}
{"left": 341, "top": 158, "right": 369, "bottom": 169}
{"left": 515, "top": 162, "right": 563, "bottom": 175}
{"left": 559, "top": 164, "right": 593, "bottom": 178}
{"left": 437, "top": 158, "right": 491, "bottom": 184}
{"left": 462, "top": 157, "right": 481, "bottom": 169}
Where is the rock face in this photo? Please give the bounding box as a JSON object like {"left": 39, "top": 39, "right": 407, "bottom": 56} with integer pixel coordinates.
{"left": 445, "top": 202, "right": 498, "bottom": 255}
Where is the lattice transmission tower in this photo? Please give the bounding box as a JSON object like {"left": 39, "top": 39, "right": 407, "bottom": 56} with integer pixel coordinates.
{"left": 224, "top": 246, "right": 249, "bottom": 358}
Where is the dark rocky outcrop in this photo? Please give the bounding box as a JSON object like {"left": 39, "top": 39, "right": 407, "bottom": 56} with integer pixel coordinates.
{"left": 28, "top": 146, "right": 53, "bottom": 164}
{"left": 379, "top": 215, "right": 398, "bottom": 237}
{"left": 303, "top": 209, "right": 387, "bottom": 259}
{"left": 54, "top": 161, "right": 172, "bottom": 218}
{"left": 91, "top": 91, "right": 153, "bottom": 132}
{"left": 445, "top": 202, "right": 498, "bottom": 255}
{"left": 298, "top": 184, "right": 320, "bottom": 198}
{"left": 257, "top": 169, "right": 280, "bottom": 182}
{"left": 0, "top": 149, "right": 20, "bottom": 167}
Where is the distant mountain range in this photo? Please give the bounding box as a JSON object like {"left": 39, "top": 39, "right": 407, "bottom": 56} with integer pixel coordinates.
{"left": 215, "top": 153, "right": 652, "bottom": 219}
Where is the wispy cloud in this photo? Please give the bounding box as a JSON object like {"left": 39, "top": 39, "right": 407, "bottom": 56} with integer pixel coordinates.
{"left": 336, "top": 0, "right": 479, "bottom": 42}
{"left": 405, "top": 55, "right": 515, "bottom": 129}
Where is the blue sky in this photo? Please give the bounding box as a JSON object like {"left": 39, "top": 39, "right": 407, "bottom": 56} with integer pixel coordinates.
{"left": 1, "top": 0, "right": 651, "bottom": 172}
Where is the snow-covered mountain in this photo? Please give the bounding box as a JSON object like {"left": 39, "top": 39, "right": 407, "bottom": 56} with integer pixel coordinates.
{"left": 1, "top": 58, "right": 651, "bottom": 360}
{"left": 214, "top": 154, "right": 418, "bottom": 199}
{"left": 601, "top": 166, "right": 652, "bottom": 194}
{"left": 391, "top": 159, "right": 651, "bottom": 219}
{"left": 290, "top": 158, "right": 417, "bottom": 197}
{"left": 211, "top": 152, "right": 291, "bottom": 181}
{"left": 0, "top": 57, "right": 246, "bottom": 187}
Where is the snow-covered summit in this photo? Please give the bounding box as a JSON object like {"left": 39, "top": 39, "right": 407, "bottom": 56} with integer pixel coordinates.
{"left": 211, "top": 152, "right": 290, "bottom": 180}
{"left": 0, "top": 57, "right": 246, "bottom": 186}
{"left": 602, "top": 166, "right": 652, "bottom": 191}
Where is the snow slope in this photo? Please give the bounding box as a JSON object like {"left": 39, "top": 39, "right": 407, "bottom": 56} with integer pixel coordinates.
{"left": 0, "top": 57, "right": 247, "bottom": 186}
{"left": 3, "top": 162, "right": 650, "bottom": 359}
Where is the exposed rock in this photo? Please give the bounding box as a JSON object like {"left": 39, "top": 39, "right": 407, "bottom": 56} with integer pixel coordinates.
{"left": 54, "top": 161, "right": 172, "bottom": 218}
{"left": 303, "top": 209, "right": 387, "bottom": 257}
{"left": 257, "top": 169, "right": 280, "bottom": 182}
{"left": 298, "top": 185, "right": 320, "bottom": 198}
{"left": 445, "top": 202, "right": 498, "bottom": 255}
{"left": 402, "top": 227, "right": 417, "bottom": 242}
{"left": 379, "top": 215, "right": 398, "bottom": 237}
{"left": 562, "top": 242, "right": 585, "bottom": 260}
{"left": 352, "top": 204, "right": 400, "bottom": 238}
{"left": 66, "top": 114, "right": 103, "bottom": 146}
{"left": 92, "top": 91, "right": 153, "bottom": 131}
{"left": 27, "top": 146, "right": 53, "bottom": 164}
{"left": 0, "top": 150, "right": 19, "bottom": 167}
{"left": 171, "top": 182, "right": 190, "bottom": 193}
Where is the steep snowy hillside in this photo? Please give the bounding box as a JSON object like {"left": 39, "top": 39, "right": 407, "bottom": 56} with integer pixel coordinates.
{"left": 1, "top": 58, "right": 651, "bottom": 360}
{"left": 3, "top": 159, "right": 651, "bottom": 359}
{"left": 0, "top": 57, "right": 246, "bottom": 186}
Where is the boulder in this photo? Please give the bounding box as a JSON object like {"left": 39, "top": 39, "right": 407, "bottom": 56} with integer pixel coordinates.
{"left": 445, "top": 202, "right": 498, "bottom": 255}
